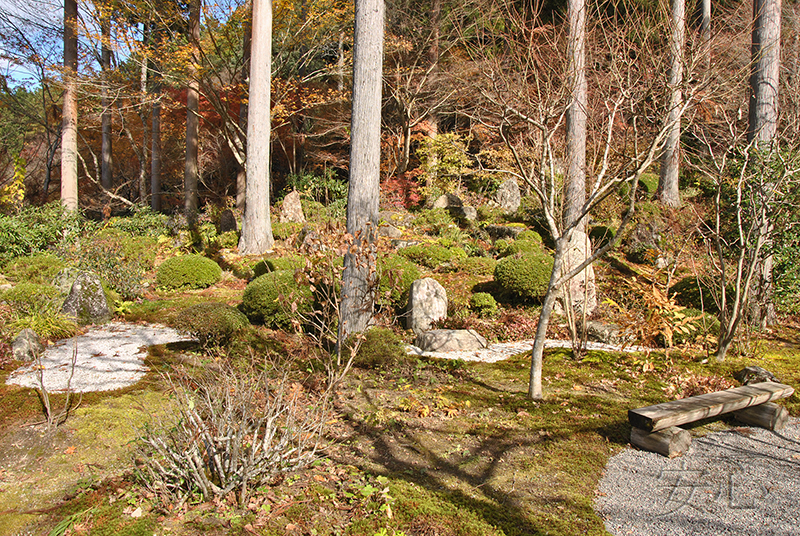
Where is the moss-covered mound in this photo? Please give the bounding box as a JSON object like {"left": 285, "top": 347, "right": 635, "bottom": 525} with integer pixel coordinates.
{"left": 3, "top": 253, "right": 66, "bottom": 285}
{"left": 156, "top": 254, "right": 222, "bottom": 290}
{"left": 252, "top": 255, "right": 306, "bottom": 278}
{"left": 172, "top": 302, "right": 249, "bottom": 346}
{"left": 241, "top": 270, "right": 313, "bottom": 329}
{"left": 343, "top": 326, "right": 409, "bottom": 369}
{"left": 399, "top": 244, "right": 467, "bottom": 268}
{"left": 494, "top": 253, "right": 554, "bottom": 301}
{"left": 669, "top": 276, "right": 725, "bottom": 315}
{"left": 470, "top": 292, "right": 498, "bottom": 317}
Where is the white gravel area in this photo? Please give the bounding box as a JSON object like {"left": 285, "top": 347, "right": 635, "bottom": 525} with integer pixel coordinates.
{"left": 596, "top": 419, "right": 800, "bottom": 535}
{"left": 6, "top": 322, "right": 193, "bottom": 393}
{"left": 407, "top": 338, "right": 649, "bottom": 362}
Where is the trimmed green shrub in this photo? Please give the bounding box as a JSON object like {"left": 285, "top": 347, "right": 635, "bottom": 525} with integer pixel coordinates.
{"left": 1, "top": 283, "right": 61, "bottom": 316}
{"left": 172, "top": 302, "right": 250, "bottom": 346}
{"left": 494, "top": 253, "right": 554, "bottom": 301}
{"left": 378, "top": 254, "right": 421, "bottom": 308}
{"left": 156, "top": 254, "right": 222, "bottom": 290}
{"left": 668, "top": 307, "right": 720, "bottom": 346}
{"left": 242, "top": 270, "right": 313, "bottom": 329}
{"left": 455, "top": 256, "right": 497, "bottom": 276}
{"left": 470, "top": 292, "right": 498, "bottom": 317}
{"left": 399, "top": 244, "right": 465, "bottom": 268}
{"left": 343, "top": 327, "right": 409, "bottom": 369}
{"left": 3, "top": 253, "right": 66, "bottom": 285}
{"left": 252, "top": 255, "right": 306, "bottom": 278}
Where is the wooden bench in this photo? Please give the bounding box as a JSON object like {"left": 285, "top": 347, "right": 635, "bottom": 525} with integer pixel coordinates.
{"left": 628, "top": 381, "right": 795, "bottom": 457}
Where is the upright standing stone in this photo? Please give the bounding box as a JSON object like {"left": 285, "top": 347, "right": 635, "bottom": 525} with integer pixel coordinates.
{"left": 12, "top": 328, "right": 44, "bottom": 361}
{"left": 218, "top": 208, "right": 238, "bottom": 233}
{"left": 279, "top": 190, "right": 306, "bottom": 223}
{"left": 562, "top": 230, "right": 597, "bottom": 315}
{"left": 61, "top": 271, "right": 111, "bottom": 325}
{"left": 406, "top": 278, "right": 447, "bottom": 335}
{"left": 494, "top": 179, "right": 521, "bottom": 214}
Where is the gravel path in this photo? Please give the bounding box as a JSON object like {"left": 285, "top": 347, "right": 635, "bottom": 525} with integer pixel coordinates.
{"left": 596, "top": 419, "right": 800, "bottom": 535}
{"left": 6, "top": 322, "right": 192, "bottom": 393}
{"left": 407, "top": 338, "right": 648, "bottom": 362}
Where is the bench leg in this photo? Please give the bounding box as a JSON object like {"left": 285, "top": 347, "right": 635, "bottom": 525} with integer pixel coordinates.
{"left": 733, "top": 402, "right": 789, "bottom": 431}
{"left": 631, "top": 426, "right": 692, "bottom": 458}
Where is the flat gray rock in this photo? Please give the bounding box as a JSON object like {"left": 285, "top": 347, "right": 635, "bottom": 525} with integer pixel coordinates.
{"left": 415, "top": 329, "right": 488, "bottom": 352}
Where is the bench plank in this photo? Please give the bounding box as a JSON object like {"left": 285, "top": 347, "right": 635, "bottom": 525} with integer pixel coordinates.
{"left": 629, "top": 381, "right": 794, "bottom": 432}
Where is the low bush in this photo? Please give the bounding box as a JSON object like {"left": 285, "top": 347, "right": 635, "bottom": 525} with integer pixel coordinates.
{"left": 470, "top": 292, "right": 498, "bottom": 317}
{"left": 589, "top": 225, "right": 616, "bottom": 249}
{"left": 495, "top": 231, "right": 544, "bottom": 259}
{"left": 215, "top": 231, "right": 239, "bottom": 249}
{"left": 242, "top": 270, "right": 313, "bottom": 329}
{"left": 172, "top": 302, "right": 250, "bottom": 347}
{"left": 494, "top": 253, "right": 554, "bottom": 302}
{"left": 106, "top": 205, "right": 168, "bottom": 238}
{"left": 156, "top": 254, "right": 222, "bottom": 290}
{"left": 667, "top": 307, "right": 720, "bottom": 347}
{"left": 0, "top": 283, "right": 62, "bottom": 316}
{"left": 272, "top": 221, "right": 303, "bottom": 241}
{"left": 344, "top": 327, "right": 409, "bottom": 369}
{"left": 3, "top": 253, "right": 66, "bottom": 285}
{"left": 0, "top": 202, "right": 82, "bottom": 264}
{"left": 252, "top": 255, "right": 306, "bottom": 278}
{"left": 400, "top": 244, "right": 466, "bottom": 268}
{"left": 413, "top": 208, "right": 456, "bottom": 236}
{"left": 9, "top": 312, "right": 78, "bottom": 340}
{"left": 378, "top": 254, "right": 421, "bottom": 309}
{"left": 455, "top": 257, "right": 497, "bottom": 276}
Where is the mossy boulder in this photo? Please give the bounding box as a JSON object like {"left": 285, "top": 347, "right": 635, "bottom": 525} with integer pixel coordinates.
{"left": 494, "top": 252, "right": 554, "bottom": 302}
{"left": 495, "top": 231, "right": 544, "bottom": 258}
{"left": 241, "top": 270, "right": 313, "bottom": 329}
{"left": 455, "top": 257, "right": 497, "bottom": 276}
{"left": 156, "top": 254, "right": 222, "bottom": 290}
{"left": 172, "top": 302, "right": 249, "bottom": 346}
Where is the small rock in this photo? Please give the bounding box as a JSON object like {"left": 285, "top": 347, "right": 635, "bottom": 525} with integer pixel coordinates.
{"left": 485, "top": 225, "right": 527, "bottom": 241}
{"left": 12, "top": 328, "right": 44, "bottom": 362}
{"left": 379, "top": 223, "right": 403, "bottom": 239}
{"left": 494, "top": 179, "right": 521, "bottom": 213}
{"left": 432, "top": 193, "right": 463, "bottom": 209}
{"left": 279, "top": 190, "right": 306, "bottom": 223}
{"left": 415, "top": 329, "right": 488, "bottom": 352}
{"left": 391, "top": 239, "right": 421, "bottom": 249}
{"left": 735, "top": 366, "right": 779, "bottom": 385}
{"left": 406, "top": 278, "right": 448, "bottom": 335}
{"left": 584, "top": 320, "right": 625, "bottom": 346}
{"left": 452, "top": 205, "right": 477, "bottom": 220}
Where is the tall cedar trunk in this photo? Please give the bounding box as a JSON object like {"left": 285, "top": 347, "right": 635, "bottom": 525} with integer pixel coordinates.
{"left": 184, "top": 0, "right": 201, "bottom": 222}
{"left": 61, "top": 0, "right": 78, "bottom": 211}
{"left": 747, "top": 0, "right": 781, "bottom": 327}
{"left": 657, "top": 0, "right": 685, "bottom": 207}
{"left": 151, "top": 95, "right": 162, "bottom": 212}
{"left": 528, "top": 0, "right": 590, "bottom": 399}
{"left": 338, "top": 0, "right": 384, "bottom": 341}
{"left": 238, "top": 0, "right": 275, "bottom": 255}
{"left": 236, "top": 1, "right": 252, "bottom": 212}
{"left": 100, "top": 17, "right": 113, "bottom": 192}
{"left": 701, "top": 0, "right": 712, "bottom": 70}
{"left": 139, "top": 46, "right": 150, "bottom": 203}
{"left": 564, "top": 0, "right": 587, "bottom": 233}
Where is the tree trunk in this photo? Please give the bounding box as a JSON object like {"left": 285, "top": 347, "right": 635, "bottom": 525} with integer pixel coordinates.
{"left": 151, "top": 95, "right": 162, "bottom": 212}
{"left": 529, "top": 240, "right": 567, "bottom": 399}
{"left": 657, "top": 0, "right": 685, "bottom": 208}
{"left": 100, "top": 17, "right": 113, "bottom": 192}
{"left": 236, "top": 0, "right": 252, "bottom": 212}
{"left": 139, "top": 47, "right": 150, "bottom": 204}
{"left": 747, "top": 0, "right": 781, "bottom": 327}
{"left": 748, "top": 0, "right": 781, "bottom": 146}
{"left": 238, "top": 0, "right": 275, "bottom": 255}
{"left": 184, "top": 0, "right": 201, "bottom": 222}
{"left": 701, "top": 0, "right": 711, "bottom": 71}
{"left": 339, "top": 0, "right": 384, "bottom": 341}
{"left": 60, "top": 0, "right": 78, "bottom": 212}
{"left": 562, "top": 0, "right": 596, "bottom": 315}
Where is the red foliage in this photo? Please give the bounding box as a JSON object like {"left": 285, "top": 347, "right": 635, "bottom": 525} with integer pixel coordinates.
{"left": 381, "top": 172, "right": 422, "bottom": 209}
